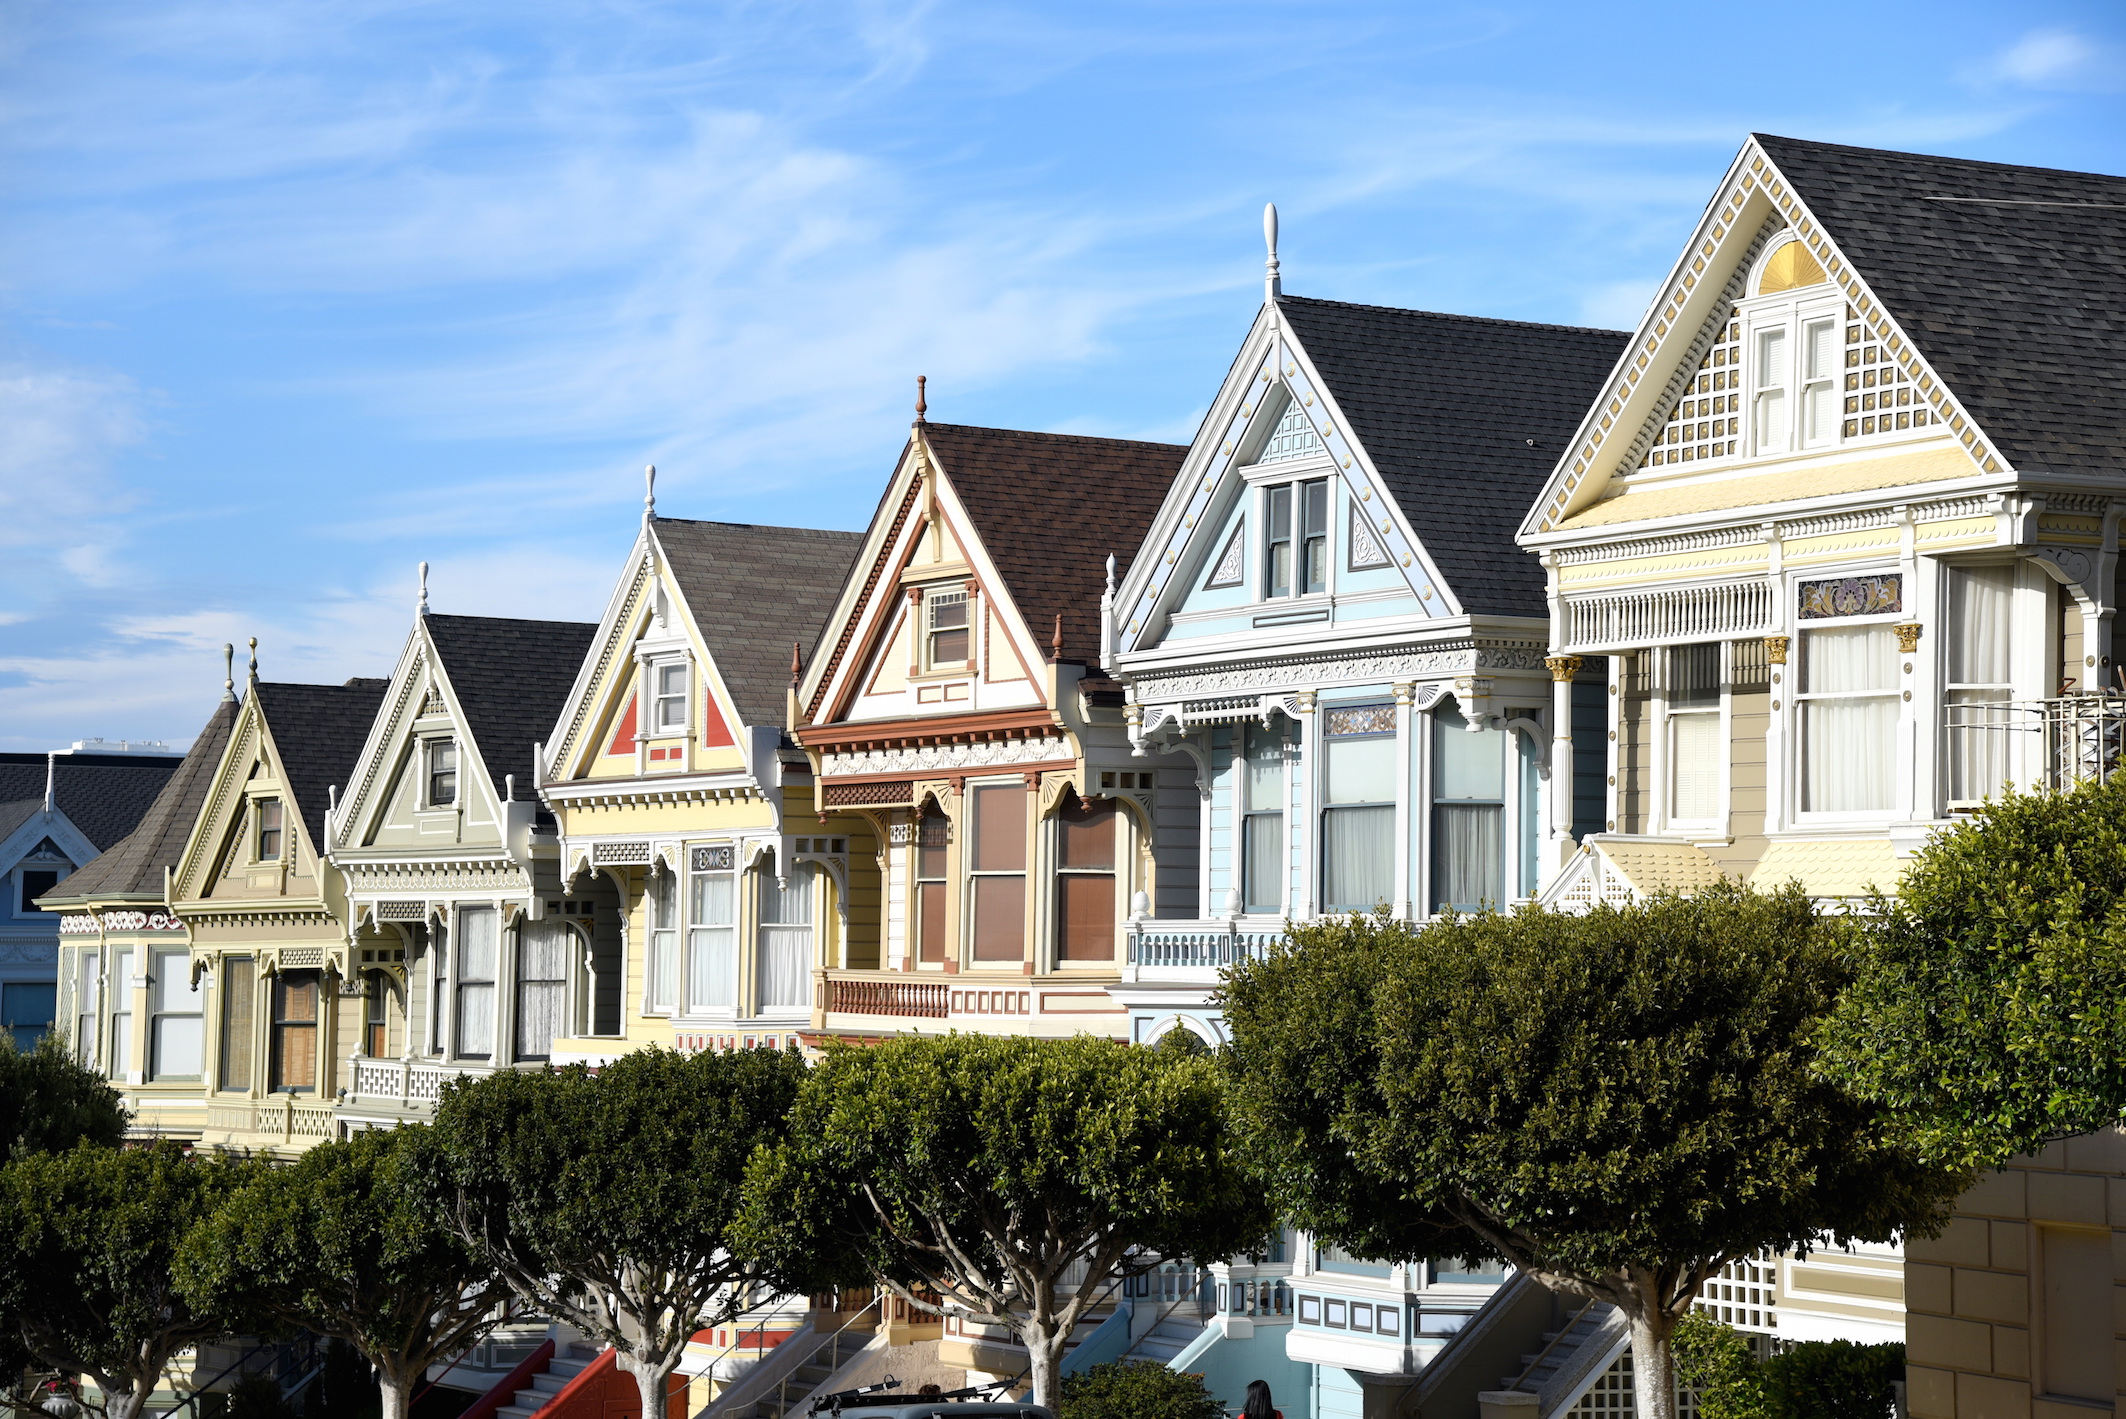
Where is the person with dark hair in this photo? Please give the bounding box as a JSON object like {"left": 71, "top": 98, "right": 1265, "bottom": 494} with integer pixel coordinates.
{"left": 1241, "top": 1379, "right": 1282, "bottom": 1419}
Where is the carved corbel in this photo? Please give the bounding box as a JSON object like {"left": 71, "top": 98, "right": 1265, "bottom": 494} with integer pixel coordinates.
{"left": 1451, "top": 675, "right": 1495, "bottom": 730}
{"left": 1038, "top": 770, "right": 1081, "bottom": 815}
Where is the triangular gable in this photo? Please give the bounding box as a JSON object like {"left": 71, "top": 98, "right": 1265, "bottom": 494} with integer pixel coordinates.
{"left": 1520, "top": 135, "right": 2009, "bottom": 538}
{"left": 172, "top": 697, "right": 308, "bottom": 902}
{"left": 1113, "top": 308, "right": 1453, "bottom": 657}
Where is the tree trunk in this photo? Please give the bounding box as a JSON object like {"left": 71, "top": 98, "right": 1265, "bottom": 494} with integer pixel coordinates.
{"left": 1022, "top": 1320, "right": 1064, "bottom": 1411}
{"left": 106, "top": 1380, "right": 149, "bottom": 1419}
{"left": 616, "top": 1351, "right": 676, "bottom": 1419}
{"left": 1627, "top": 1309, "right": 1677, "bottom": 1419}
{"left": 377, "top": 1360, "right": 419, "bottom": 1419}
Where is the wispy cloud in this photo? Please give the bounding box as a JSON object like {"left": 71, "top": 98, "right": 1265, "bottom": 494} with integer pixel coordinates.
{"left": 1985, "top": 27, "right": 2126, "bottom": 93}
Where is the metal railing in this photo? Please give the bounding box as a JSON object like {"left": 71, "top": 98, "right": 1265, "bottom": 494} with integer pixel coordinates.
{"left": 1943, "top": 694, "right": 2126, "bottom": 803}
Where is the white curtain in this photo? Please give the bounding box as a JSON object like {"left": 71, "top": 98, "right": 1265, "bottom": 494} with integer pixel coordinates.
{"left": 1804, "top": 697, "right": 1897, "bottom": 812}
{"left": 151, "top": 953, "right": 202, "bottom": 1079}
{"left": 1949, "top": 567, "right": 2014, "bottom": 686}
{"left": 1243, "top": 815, "right": 1283, "bottom": 912}
{"left": 1670, "top": 712, "right": 1721, "bottom": 821}
{"left": 1803, "top": 624, "right": 1895, "bottom": 693}
{"left": 1432, "top": 803, "right": 1502, "bottom": 911}
{"left": 107, "top": 948, "right": 132, "bottom": 1079}
{"left": 1322, "top": 805, "right": 1393, "bottom": 911}
{"left": 515, "top": 919, "right": 570, "bottom": 1059}
{"left": 455, "top": 908, "right": 497, "bottom": 1058}
{"left": 688, "top": 870, "right": 736, "bottom": 1010}
{"left": 758, "top": 863, "right": 813, "bottom": 1011}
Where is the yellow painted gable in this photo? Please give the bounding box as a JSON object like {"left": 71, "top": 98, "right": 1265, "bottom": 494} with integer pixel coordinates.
{"left": 1554, "top": 443, "right": 1975, "bottom": 530}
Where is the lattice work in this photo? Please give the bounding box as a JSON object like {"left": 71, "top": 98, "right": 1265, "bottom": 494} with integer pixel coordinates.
{"left": 1252, "top": 396, "right": 1324, "bottom": 464}
{"left": 1562, "top": 1353, "right": 1706, "bottom": 1419}
{"left": 1642, "top": 315, "right": 1743, "bottom": 468}
{"left": 1842, "top": 304, "right": 1935, "bottom": 439}
{"left": 1693, "top": 1251, "right": 1777, "bottom": 1334}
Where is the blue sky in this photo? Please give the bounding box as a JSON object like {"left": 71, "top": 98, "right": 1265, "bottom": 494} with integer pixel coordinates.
{"left": 3, "top": 1, "right": 2122, "bottom": 751}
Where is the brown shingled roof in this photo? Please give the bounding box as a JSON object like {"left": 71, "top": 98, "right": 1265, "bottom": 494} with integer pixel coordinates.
{"left": 920, "top": 423, "right": 1187, "bottom": 664}
{"left": 37, "top": 699, "right": 240, "bottom": 904}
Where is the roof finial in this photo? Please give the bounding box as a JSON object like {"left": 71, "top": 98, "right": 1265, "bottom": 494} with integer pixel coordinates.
{"left": 1104, "top": 554, "right": 1117, "bottom": 594}
{"left": 644, "top": 464, "right": 657, "bottom": 523}
{"left": 790, "top": 640, "right": 804, "bottom": 685}
{"left": 1264, "top": 202, "right": 1281, "bottom": 302}
{"left": 914, "top": 375, "right": 927, "bottom": 425}
{"left": 417, "top": 561, "right": 430, "bottom": 616}
{"left": 1050, "top": 613, "right": 1064, "bottom": 663}
{"left": 222, "top": 643, "right": 237, "bottom": 702}
{"left": 247, "top": 637, "right": 258, "bottom": 679}
{"left": 44, "top": 751, "right": 55, "bottom": 815}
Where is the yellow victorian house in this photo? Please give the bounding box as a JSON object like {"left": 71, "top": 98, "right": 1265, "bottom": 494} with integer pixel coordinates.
{"left": 536, "top": 488, "right": 863, "bottom": 1061}
{"left": 153, "top": 647, "right": 389, "bottom": 1155}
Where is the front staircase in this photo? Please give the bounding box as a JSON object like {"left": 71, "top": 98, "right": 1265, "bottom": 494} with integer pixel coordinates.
{"left": 495, "top": 1341, "right": 602, "bottom": 1419}
{"left": 1499, "top": 1303, "right": 1615, "bottom": 1394}
{"left": 730, "top": 1340, "right": 857, "bottom": 1419}
{"left": 1123, "top": 1311, "right": 1206, "bottom": 1365}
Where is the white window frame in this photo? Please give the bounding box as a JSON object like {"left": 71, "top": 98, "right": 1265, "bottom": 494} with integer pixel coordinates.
{"left": 651, "top": 659, "right": 691, "bottom": 737}
{"left": 1240, "top": 722, "right": 1291, "bottom": 915}
{"left": 1738, "top": 268, "right": 1843, "bottom": 461}
{"left": 424, "top": 738, "right": 458, "bottom": 808}
{"left": 1261, "top": 477, "right": 1332, "bottom": 601}
{"left": 1791, "top": 608, "right": 1907, "bottom": 824}
{"left": 1658, "top": 642, "right": 1727, "bottom": 834}
{"left": 1941, "top": 561, "right": 2019, "bottom": 811}
{"left": 755, "top": 853, "right": 814, "bottom": 1016}
{"left": 685, "top": 844, "right": 738, "bottom": 1016}
{"left": 923, "top": 588, "right": 971, "bottom": 672}
{"left": 645, "top": 868, "right": 680, "bottom": 1015}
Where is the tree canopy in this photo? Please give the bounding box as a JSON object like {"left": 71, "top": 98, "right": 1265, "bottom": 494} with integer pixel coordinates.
{"left": 0, "top": 1141, "right": 254, "bottom": 1419}
{"left": 1820, "top": 771, "right": 2126, "bottom": 1168}
{"left": 414, "top": 1046, "right": 808, "bottom": 1419}
{"left": 0, "top": 1033, "right": 127, "bottom": 1161}
{"left": 177, "top": 1127, "right": 512, "bottom": 1419}
{"left": 738, "top": 1033, "right": 1274, "bottom": 1409}
{"left": 1220, "top": 886, "right": 1966, "bottom": 1419}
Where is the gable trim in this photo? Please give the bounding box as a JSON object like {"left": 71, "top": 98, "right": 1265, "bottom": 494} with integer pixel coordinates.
{"left": 548, "top": 545, "right": 655, "bottom": 781}
{"left": 805, "top": 473, "right": 922, "bottom": 722}
{"left": 1521, "top": 138, "right": 2008, "bottom": 539}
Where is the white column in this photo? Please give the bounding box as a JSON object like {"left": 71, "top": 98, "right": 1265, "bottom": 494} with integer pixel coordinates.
{"left": 1544, "top": 656, "right": 1581, "bottom": 878}
{"left": 1393, "top": 682, "right": 1415, "bottom": 919}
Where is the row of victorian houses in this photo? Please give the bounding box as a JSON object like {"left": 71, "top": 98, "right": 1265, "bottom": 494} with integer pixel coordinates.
{"left": 35, "top": 134, "right": 2126, "bottom": 1418}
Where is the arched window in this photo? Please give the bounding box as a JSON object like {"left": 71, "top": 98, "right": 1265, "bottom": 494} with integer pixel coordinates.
{"left": 1054, "top": 791, "right": 1119, "bottom": 962}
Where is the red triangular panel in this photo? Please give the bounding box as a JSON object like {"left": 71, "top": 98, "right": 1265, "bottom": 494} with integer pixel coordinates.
{"left": 606, "top": 695, "right": 637, "bottom": 756}
{"left": 701, "top": 687, "right": 735, "bottom": 747}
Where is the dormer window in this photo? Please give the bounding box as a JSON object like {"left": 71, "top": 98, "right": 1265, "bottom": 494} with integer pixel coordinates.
{"left": 255, "top": 799, "right": 284, "bottom": 861}
{"left": 927, "top": 590, "right": 970, "bottom": 668}
{"left": 654, "top": 661, "right": 689, "bottom": 733}
{"left": 426, "top": 741, "right": 457, "bottom": 806}
{"left": 1266, "top": 480, "right": 1328, "bottom": 598}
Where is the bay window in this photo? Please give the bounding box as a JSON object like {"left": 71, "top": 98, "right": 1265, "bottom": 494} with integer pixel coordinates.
{"left": 1800, "top": 623, "right": 1899, "bottom": 813}
{"left": 969, "top": 782, "right": 1028, "bottom": 962}
{"left": 1945, "top": 565, "right": 2015, "bottom": 807}
{"left": 915, "top": 805, "right": 950, "bottom": 963}
{"left": 270, "top": 970, "right": 318, "bottom": 1091}
{"left": 647, "top": 872, "right": 679, "bottom": 1012}
{"left": 515, "top": 920, "right": 569, "bottom": 1060}
{"left": 454, "top": 905, "right": 498, "bottom": 1057}
{"left": 106, "top": 948, "right": 132, "bottom": 1080}
{"left": 1431, "top": 706, "right": 1504, "bottom": 913}
{"left": 757, "top": 858, "right": 812, "bottom": 1010}
{"left": 1242, "top": 722, "right": 1288, "bottom": 913}
{"left": 1666, "top": 643, "right": 1722, "bottom": 826}
{"left": 687, "top": 845, "right": 737, "bottom": 1009}
{"left": 149, "top": 950, "right": 202, "bottom": 1080}
{"left": 218, "top": 956, "right": 252, "bottom": 1090}
{"left": 1054, "top": 792, "right": 1118, "bottom": 961}
{"left": 1322, "top": 708, "right": 1394, "bottom": 913}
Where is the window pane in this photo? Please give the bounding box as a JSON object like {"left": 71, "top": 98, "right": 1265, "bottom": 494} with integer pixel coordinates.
{"left": 971, "top": 784, "right": 1026, "bottom": 871}
{"left": 1947, "top": 689, "right": 2012, "bottom": 804}
{"left": 1803, "top": 625, "right": 1896, "bottom": 693}
{"left": 76, "top": 950, "right": 100, "bottom": 1065}
{"left": 1322, "top": 804, "right": 1393, "bottom": 911}
{"left": 1670, "top": 713, "right": 1721, "bottom": 821}
{"left": 692, "top": 870, "right": 734, "bottom": 924}
{"left": 1803, "top": 697, "right": 1896, "bottom": 812}
{"left": 658, "top": 662, "right": 688, "bottom": 697}
{"left": 916, "top": 807, "right": 950, "bottom": 880}
{"left": 107, "top": 1010, "right": 131, "bottom": 1080}
{"left": 1326, "top": 735, "right": 1396, "bottom": 805}
{"left": 1055, "top": 873, "right": 1116, "bottom": 961}
{"left": 649, "top": 932, "right": 678, "bottom": 1011}
{"left": 257, "top": 800, "right": 283, "bottom": 858}
{"left": 1432, "top": 803, "right": 1502, "bottom": 911}
{"left": 152, "top": 954, "right": 194, "bottom": 1014}
{"left": 1244, "top": 724, "right": 1286, "bottom": 812}
{"left": 917, "top": 881, "right": 948, "bottom": 962}
{"left": 761, "top": 862, "right": 814, "bottom": 925}
{"left": 758, "top": 927, "right": 810, "bottom": 1007}
{"left": 1243, "top": 814, "right": 1283, "bottom": 914}
{"left": 649, "top": 873, "right": 678, "bottom": 930}
{"left": 1756, "top": 327, "right": 1786, "bottom": 387}
{"left": 931, "top": 627, "right": 969, "bottom": 662}
{"left": 971, "top": 875, "right": 1026, "bottom": 961}
{"left": 688, "top": 926, "right": 735, "bottom": 1008}
{"left": 219, "top": 958, "right": 251, "bottom": 1090}
{"left": 1805, "top": 383, "right": 1837, "bottom": 443}
{"left": 458, "top": 907, "right": 498, "bottom": 981}
{"left": 1433, "top": 706, "right": 1504, "bottom": 801}
{"left": 1804, "top": 319, "right": 1836, "bottom": 380}
{"left": 1948, "top": 566, "right": 2013, "bottom": 686}
{"left": 1056, "top": 797, "right": 1115, "bottom": 870}
{"left": 455, "top": 982, "right": 494, "bottom": 1057}
{"left": 273, "top": 973, "right": 318, "bottom": 1091}
{"left": 1668, "top": 642, "right": 1721, "bottom": 709}
{"left": 154, "top": 1017, "right": 203, "bottom": 1079}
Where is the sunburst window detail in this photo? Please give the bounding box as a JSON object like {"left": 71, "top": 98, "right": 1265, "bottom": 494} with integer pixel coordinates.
{"left": 1204, "top": 526, "right": 1246, "bottom": 589}
{"left": 1641, "top": 317, "right": 1744, "bottom": 469}
{"left": 1253, "top": 399, "right": 1325, "bottom": 464}
{"left": 1841, "top": 305, "right": 1936, "bottom": 439}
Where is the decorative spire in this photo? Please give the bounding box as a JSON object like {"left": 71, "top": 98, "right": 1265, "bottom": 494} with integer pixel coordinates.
{"left": 417, "top": 561, "right": 430, "bottom": 617}
{"left": 914, "top": 375, "right": 927, "bottom": 425}
{"left": 644, "top": 464, "right": 657, "bottom": 523}
{"left": 1050, "top": 613, "right": 1064, "bottom": 663}
{"left": 790, "top": 641, "right": 804, "bottom": 686}
{"left": 247, "top": 637, "right": 259, "bottom": 680}
{"left": 1104, "top": 554, "right": 1117, "bottom": 594}
{"left": 222, "top": 643, "right": 237, "bottom": 702}
{"left": 43, "top": 752, "right": 55, "bottom": 815}
{"left": 1264, "top": 202, "right": 1281, "bottom": 302}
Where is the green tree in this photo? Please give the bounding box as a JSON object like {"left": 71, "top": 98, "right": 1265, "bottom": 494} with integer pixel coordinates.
{"left": 1220, "top": 887, "right": 1965, "bottom": 1419}
{"left": 738, "top": 1034, "right": 1274, "bottom": 1410}
{"left": 1057, "top": 1359, "right": 1223, "bottom": 1419}
{"left": 176, "top": 1127, "right": 511, "bottom": 1419}
{"left": 414, "top": 1047, "right": 806, "bottom": 1419}
{"left": 0, "top": 1141, "right": 253, "bottom": 1419}
{"left": 1820, "top": 771, "right": 2126, "bottom": 1168}
{"left": 0, "top": 1032, "right": 127, "bottom": 1160}
{"left": 1671, "top": 1313, "right": 1767, "bottom": 1419}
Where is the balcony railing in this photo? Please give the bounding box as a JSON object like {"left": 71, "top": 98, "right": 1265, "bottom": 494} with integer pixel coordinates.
{"left": 1127, "top": 922, "right": 1287, "bottom": 970}
{"left": 346, "top": 1056, "right": 500, "bottom": 1110}
{"left": 1944, "top": 694, "right": 2126, "bottom": 803}
{"left": 825, "top": 977, "right": 950, "bottom": 1019}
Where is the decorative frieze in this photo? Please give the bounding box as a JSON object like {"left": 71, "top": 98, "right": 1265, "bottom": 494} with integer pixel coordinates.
{"left": 344, "top": 864, "right": 528, "bottom": 896}
{"left": 819, "top": 735, "right": 1068, "bottom": 778}
{"left": 1563, "top": 581, "right": 1770, "bottom": 652}
{"left": 1130, "top": 641, "right": 1547, "bottom": 705}
{"left": 59, "top": 910, "right": 184, "bottom": 935}
{"left": 1798, "top": 574, "right": 1901, "bottom": 619}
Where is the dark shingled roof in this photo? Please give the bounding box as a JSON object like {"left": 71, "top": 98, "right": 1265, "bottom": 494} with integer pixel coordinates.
{"left": 252, "top": 679, "right": 390, "bottom": 853}
{"left": 1276, "top": 296, "right": 1630, "bottom": 617}
{"left": 651, "top": 519, "right": 865, "bottom": 728}
{"left": 1756, "top": 133, "right": 2126, "bottom": 477}
{"left": 0, "top": 752, "right": 184, "bottom": 855}
{"left": 424, "top": 614, "right": 598, "bottom": 802}
{"left": 41, "top": 700, "right": 241, "bottom": 902}
{"left": 921, "top": 424, "right": 1187, "bottom": 663}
